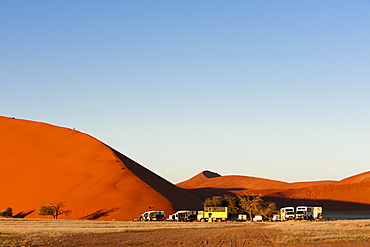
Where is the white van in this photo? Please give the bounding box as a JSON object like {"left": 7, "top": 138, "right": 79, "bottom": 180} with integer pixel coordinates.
{"left": 139, "top": 211, "right": 166, "bottom": 221}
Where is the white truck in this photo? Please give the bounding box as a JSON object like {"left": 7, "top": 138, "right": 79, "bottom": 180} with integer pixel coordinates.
{"left": 238, "top": 214, "right": 248, "bottom": 221}
{"left": 296, "top": 206, "right": 323, "bottom": 220}
{"left": 313, "top": 207, "right": 323, "bottom": 220}
{"left": 167, "top": 210, "right": 197, "bottom": 222}
{"left": 295, "top": 206, "right": 314, "bottom": 220}
{"left": 280, "top": 207, "right": 295, "bottom": 221}
{"left": 139, "top": 211, "right": 166, "bottom": 221}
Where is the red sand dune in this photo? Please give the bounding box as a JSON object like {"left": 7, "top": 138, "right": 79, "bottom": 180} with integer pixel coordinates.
{"left": 266, "top": 182, "right": 370, "bottom": 205}
{"left": 177, "top": 170, "right": 370, "bottom": 210}
{"left": 336, "top": 171, "right": 370, "bottom": 185}
{"left": 177, "top": 171, "right": 337, "bottom": 191}
{"left": 0, "top": 116, "right": 202, "bottom": 220}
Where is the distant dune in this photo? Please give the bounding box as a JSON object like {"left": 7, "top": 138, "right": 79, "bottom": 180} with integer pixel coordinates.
{"left": 336, "top": 171, "right": 370, "bottom": 185}
{"left": 0, "top": 116, "right": 202, "bottom": 220}
{"left": 177, "top": 170, "right": 337, "bottom": 192}
{"left": 177, "top": 170, "right": 370, "bottom": 211}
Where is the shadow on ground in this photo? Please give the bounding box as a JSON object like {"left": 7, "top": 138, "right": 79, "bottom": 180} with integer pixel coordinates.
{"left": 80, "top": 208, "right": 120, "bottom": 220}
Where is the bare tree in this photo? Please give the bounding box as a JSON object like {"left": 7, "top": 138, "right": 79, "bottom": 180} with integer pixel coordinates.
{"left": 259, "top": 201, "right": 277, "bottom": 220}
{"left": 238, "top": 193, "right": 263, "bottom": 221}
{"left": 39, "top": 202, "right": 71, "bottom": 219}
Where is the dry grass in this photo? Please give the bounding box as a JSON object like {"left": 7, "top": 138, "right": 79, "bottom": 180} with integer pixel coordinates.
{"left": 0, "top": 218, "right": 239, "bottom": 234}
{"left": 1, "top": 218, "right": 370, "bottom": 246}
{"left": 264, "top": 220, "right": 370, "bottom": 243}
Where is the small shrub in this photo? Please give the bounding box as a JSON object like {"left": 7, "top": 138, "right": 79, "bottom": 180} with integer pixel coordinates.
{"left": 0, "top": 207, "right": 13, "bottom": 217}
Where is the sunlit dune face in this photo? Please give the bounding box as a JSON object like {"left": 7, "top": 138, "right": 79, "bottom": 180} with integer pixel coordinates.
{"left": 0, "top": 117, "right": 201, "bottom": 220}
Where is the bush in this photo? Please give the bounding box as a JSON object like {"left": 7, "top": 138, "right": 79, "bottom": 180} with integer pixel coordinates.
{"left": 0, "top": 207, "right": 13, "bottom": 217}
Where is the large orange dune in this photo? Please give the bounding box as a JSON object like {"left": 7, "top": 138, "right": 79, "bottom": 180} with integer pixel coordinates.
{"left": 177, "top": 170, "right": 370, "bottom": 211}
{"left": 177, "top": 171, "right": 337, "bottom": 191}
{"left": 0, "top": 116, "right": 202, "bottom": 220}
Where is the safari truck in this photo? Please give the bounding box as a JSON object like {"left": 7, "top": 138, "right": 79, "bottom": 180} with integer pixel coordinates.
{"left": 313, "top": 207, "right": 323, "bottom": 220}
{"left": 168, "top": 210, "right": 197, "bottom": 222}
{"left": 197, "top": 207, "right": 229, "bottom": 222}
{"left": 139, "top": 211, "right": 166, "bottom": 221}
{"left": 295, "top": 206, "right": 314, "bottom": 220}
{"left": 280, "top": 207, "right": 295, "bottom": 221}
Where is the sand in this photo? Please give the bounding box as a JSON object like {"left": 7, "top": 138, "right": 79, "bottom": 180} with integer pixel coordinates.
{"left": 1, "top": 218, "right": 370, "bottom": 246}
{"left": 0, "top": 116, "right": 202, "bottom": 220}
{"left": 177, "top": 171, "right": 370, "bottom": 213}
{"left": 1, "top": 116, "right": 369, "bottom": 221}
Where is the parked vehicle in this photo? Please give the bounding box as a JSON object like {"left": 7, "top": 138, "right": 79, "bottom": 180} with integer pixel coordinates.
{"left": 296, "top": 206, "right": 314, "bottom": 220}
{"left": 271, "top": 214, "right": 281, "bottom": 221}
{"left": 237, "top": 214, "right": 248, "bottom": 221}
{"left": 168, "top": 210, "right": 197, "bottom": 222}
{"left": 253, "top": 215, "right": 264, "bottom": 222}
{"left": 295, "top": 206, "right": 323, "bottom": 220}
{"left": 197, "top": 207, "right": 229, "bottom": 222}
{"left": 280, "top": 207, "right": 295, "bottom": 221}
{"left": 313, "top": 207, "right": 323, "bottom": 220}
{"left": 139, "top": 211, "right": 166, "bottom": 221}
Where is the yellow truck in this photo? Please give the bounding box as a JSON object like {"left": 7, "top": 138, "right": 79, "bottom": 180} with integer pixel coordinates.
{"left": 197, "top": 207, "right": 229, "bottom": 222}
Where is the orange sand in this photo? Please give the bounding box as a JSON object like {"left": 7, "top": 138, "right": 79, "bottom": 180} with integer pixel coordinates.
{"left": 177, "top": 171, "right": 337, "bottom": 191}
{"left": 0, "top": 116, "right": 202, "bottom": 220}
{"left": 1, "top": 116, "right": 369, "bottom": 219}
{"left": 177, "top": 170, "right": 370, "bottom": 209}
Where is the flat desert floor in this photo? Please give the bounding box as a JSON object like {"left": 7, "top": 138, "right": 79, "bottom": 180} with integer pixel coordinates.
{"left": 1, "top": 218, "right": 370, "bottom": 246}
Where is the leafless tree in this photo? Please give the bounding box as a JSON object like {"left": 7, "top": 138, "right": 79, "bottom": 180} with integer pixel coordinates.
{"left": 39, "top": 202, "right": 71, "bottom": 219}
{"left": 237, "top": 193, "right": 264, "bottom": 221}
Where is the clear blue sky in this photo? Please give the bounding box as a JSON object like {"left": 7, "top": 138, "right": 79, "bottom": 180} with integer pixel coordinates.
{"left": 1, "top": 1, "right": 370, "bottom": 183}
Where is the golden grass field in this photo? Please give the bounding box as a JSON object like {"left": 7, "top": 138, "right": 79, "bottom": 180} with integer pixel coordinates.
{"left": 1, "top": 218, "right": 370, "bottom": 246}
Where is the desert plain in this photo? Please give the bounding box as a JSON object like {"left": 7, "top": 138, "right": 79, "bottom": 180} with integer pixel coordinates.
{"left": 1, "top": 116, "right": 370, "bottom": 246}
{"left": 1, "top": 116, "right": 370, "bottom": 221}
{"left": 1, "top": 218, "right": 370, "bottom": 246}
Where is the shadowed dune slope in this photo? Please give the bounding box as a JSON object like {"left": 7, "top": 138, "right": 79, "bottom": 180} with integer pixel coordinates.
{"left": 0, "top": 116, "right": 202, "bottom": 220}
{"left": 177, "top": 170, "right": 370, "bottom": 208}
{"left": 265, "top": 182, "right": 370, "bottom": 205}
{"left": 177, "top": 172, "right": 337, "bottom": 191}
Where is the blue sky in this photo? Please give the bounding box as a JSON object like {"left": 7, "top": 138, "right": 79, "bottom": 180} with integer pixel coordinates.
{"left": 1, "top": 1, "right": 370, "bottom": 183}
